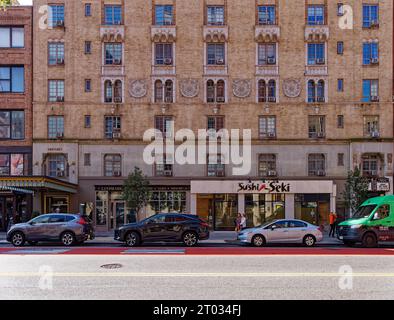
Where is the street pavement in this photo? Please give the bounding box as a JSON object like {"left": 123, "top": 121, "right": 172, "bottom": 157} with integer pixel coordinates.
{"left": 0, "top": 254, "right": 393, "bottom": 300}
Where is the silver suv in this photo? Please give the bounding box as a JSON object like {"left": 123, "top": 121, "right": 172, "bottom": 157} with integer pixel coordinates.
{"left": 7, "top": 214, "right": 95, "bottom": 247}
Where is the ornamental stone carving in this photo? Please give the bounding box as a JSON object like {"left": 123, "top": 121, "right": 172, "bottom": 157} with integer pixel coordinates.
{"left": 283, "top": 78, "right": 302, "bottom": 98}
{"left": 180, "top": 79, "right": 199, "bottom": 98}
{"left": 232, "top": 79, "right": 252, "bottom": 98}
{"left": 129, "top": 80, "right": 148, "bottom": 98}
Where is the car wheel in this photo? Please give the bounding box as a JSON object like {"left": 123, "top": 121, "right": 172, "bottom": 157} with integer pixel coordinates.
{"left": 251, "top": 234, "right": 265, "bottom": 247}
{"left": 182, "top": 231, "right": 198, "bottom": 247}
{"left": 60, "top": 231, "right": 75, "bottom": 246}
{"left": 362, "top": 233, "right": 377, "bottom": 248}
{"left": 27, "top": 241, "right": 38, "bottom": 246}
{"left": 125, "top": 232, "right": 140, "bottom": 247}
{"left": 303, "top": 235, "right": 316, "bottom": 247}
{"left": 343, "top": 240, "right": 356, "bottom": 247}
{"left": 11, "top": 231, "right": 25, "bottom": 247}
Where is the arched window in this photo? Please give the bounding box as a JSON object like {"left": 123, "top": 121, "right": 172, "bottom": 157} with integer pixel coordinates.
{"left": 317, "top": 80, "right": 325, "bottom": 101}
{"left": 308, "top": 80, "right": 316, "bottom": 103}
{"left": 207, "top": 80, "right": 215, "bottom": 103}
{"left": 154, "top": 80, "right": 163, "bottom": 103}
{"left": 104, "top": 80, "right": 113, "bottom": 103}
{"left": 114, "top": 80, "right": 122, "bottom": 103}
{"left": 216, "top": 80, "right": 225, "bottom": 102}
{"left": 164, "top": 80, "right": 173, "bottom": 103}
{"left": 258, "top": 80, "right": 266, "bottom": 102}
{"left": 268, "top": 80, "right": 276, "bottom": 102}
{"left": 104, "top": 154, "right": 122, "bottom": 177}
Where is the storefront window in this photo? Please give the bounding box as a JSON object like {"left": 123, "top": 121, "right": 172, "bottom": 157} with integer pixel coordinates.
{"left": 95, "top": 191, "right": 108, "bottom": 226}
{"left": 146, "top": 191, "right": 187, "bottom": 216}
{"left": 245, "top": 194, "right": 285, "bottom": 227}
{"left": 45, "top": 195, "right": 69, "bottom": 213}
{"left": 295, "top": 194, "right": 330, "bottom": 226}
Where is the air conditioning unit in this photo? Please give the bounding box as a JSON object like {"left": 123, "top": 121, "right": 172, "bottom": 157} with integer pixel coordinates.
{"left": 56, "top": 96, "right": 65, "bottom": 102}
{"left": 316, "top": 58, "right": 325, "bottom": 65}
{"left": 216, "top": 170, "right": 225, "bottom": 177}
{"left": 268, "top": 170, "right": 277, "bottom": 177}
{"left": 165, "top": 96, "right": 173, "bottom": 103}
{"left": 57, "top": 58, "right": 65, "bottom": 65}
{"left": 216, "top": 58, "right": 225, "bottom": 65}
{"left": 371, "top": 170, "right": 378, "bottom": 176}
{"left": 216, "top": 97, "right": 225, "bottom": 103}
{"left": 371, "top": 96, "right": 379, "bottom": 102}
{"left": 259, "top": 19, "right": 268, "bottom": 25}
{"left": 317, "top": 170, "right": 326, "bottom": 176}
{"left": 370, "top": 20, "right": 379, "bottom": 28}
{"left": 112, "top": 132, "right": 121, "bottom": 139}
{"left": 268, "top": 96, "right": 276, "bottom": 102}
{"left": 163, "top": 170, "right": 173, "bottom": 176}
{"left": 267, "top": 57, "right": 276, "bottom": 65}
{"left": 113, "top": 59, "right": 122, "bottom": 65}
{"left": 113, "top": 171, "right": 121, "bottom": 177}
{"left": 57, "top": 171, "right": 65, "bottom": 177}
{"left": 317, "top": 132, "right": 325, "bottom": 138}
{"left": 370, "top": 131, "right": 380, "bottom": 138}
{"left": 56, "top": 132, "right": 64, "bottom": 139}
{"left": 371, "top": 58, "right": 379, "bottom": 64}
{"left": 115, "top": 20, "right": 122, "bottom": 25}
{"left": 268, "top": 132, "right": 276, "bottom": 138}
{"left": 317, "top": 97, "right": 325, "bottom": 102}
{"left": 114, "top": 96, "right": 122, "bottom": 103}
{"left": 56, "top": 20, "right": 64, "bottom": 27}
{"left": 164, "top": 58, "right": 173, "bottom": 65}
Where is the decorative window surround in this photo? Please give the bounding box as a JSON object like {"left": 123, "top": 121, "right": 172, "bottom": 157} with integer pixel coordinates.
{"left": 151, "top": 43, "right": 176, "bottom": 76}
{"left": 306, "top": 78, "right": 328, "bottom": 103}
{"left": 100, "top": 25, "right": 124, "bottom": 42}
{"left": 101, "top": 78, "right": 125, "bottom": 104}
{"left": 255, "top": 25, "right": 280, "bottom": 43}
{"left": 204, "top": 42, "right": 228, "bottom": 76}
{"left": 203, "top": 26, "right": 228, "bottom": 42}
{"left": 101, "top": 43, "right": 125, "bottom": 76}
{"left": 255, "top": 43, "right": 279, "bottom": 76}
{"left": 204, "top": 78, "right": 228, "bottom": 104}
{"left": 151, "top": 26, "right": 177, "bottom": 43}
{"left": 151, "top": 77, "right": 176, "bottom": 104}
{"left": 305, "top": 26, "right": 329, "bottom": 42}
{"left": 256, "top": 77, "right": 279, "bottom": 103}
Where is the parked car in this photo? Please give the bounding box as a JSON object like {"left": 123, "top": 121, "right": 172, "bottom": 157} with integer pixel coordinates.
{"left": 114, "top": 213, "right": 210, "bottom": 247}
{"left": 338, "top": 195, "right": 394, "bottom": 247}
{"left": 237, "top": 219, "right": 323, "bottom": 247}
{"left": 7, "top": 213, "right": 95, "bottom": 247}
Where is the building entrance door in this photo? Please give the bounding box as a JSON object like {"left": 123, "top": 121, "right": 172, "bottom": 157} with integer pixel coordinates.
{"left": 111, "top": 201, "right": 126, "bottom": 230}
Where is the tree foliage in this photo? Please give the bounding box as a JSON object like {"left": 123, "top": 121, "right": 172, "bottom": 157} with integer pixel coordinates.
{"left": 342, "top": 167, "right": 370, "bottom": 215}
{"left": 0, "top": 0, "right": 18, "bottom": 10}
{"left": 122, "top": 167, "right": 150, "bottom": 215}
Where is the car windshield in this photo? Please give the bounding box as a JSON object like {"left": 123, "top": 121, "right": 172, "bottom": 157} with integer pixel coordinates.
{"left": 352, "top": 205, "right": 377, "bottom": 219}
{"left": 257, "top": 220, "right": 277, "bottom": 229}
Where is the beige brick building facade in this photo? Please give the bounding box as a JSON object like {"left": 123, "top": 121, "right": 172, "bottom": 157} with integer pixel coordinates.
{"left": 32, "top": 0, "right": 393, "bottom": 231}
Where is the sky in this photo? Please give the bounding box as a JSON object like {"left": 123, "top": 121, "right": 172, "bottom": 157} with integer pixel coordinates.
{"left": 18, "top": 0, "right": 32, "bottom": 5}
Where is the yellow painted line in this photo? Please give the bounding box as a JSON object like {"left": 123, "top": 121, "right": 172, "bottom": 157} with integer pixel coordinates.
{"left": 0, "top": 272, "right": 394, "bottom": 278}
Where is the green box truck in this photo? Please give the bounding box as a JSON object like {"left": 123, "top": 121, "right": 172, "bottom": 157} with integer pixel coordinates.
{"left": 337, "top": 195, "right": 394, "bottom": 247}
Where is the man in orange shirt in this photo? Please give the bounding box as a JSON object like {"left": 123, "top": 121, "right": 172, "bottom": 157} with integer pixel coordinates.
{"left": 329, "top": 212, "right": 337, "bottom": 237}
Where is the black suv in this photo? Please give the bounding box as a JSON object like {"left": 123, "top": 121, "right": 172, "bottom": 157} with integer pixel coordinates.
{"left": 114, "top": 213, "right": 210, "bottom": 247}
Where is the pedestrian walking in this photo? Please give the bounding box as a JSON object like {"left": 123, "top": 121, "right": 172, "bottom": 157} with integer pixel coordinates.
{"left": 240, "top": 213, "right": 247, "bottom": 230}
{"left": 329, "top": 212, "right": 337, "bottom": 237}
{"left": 234, "top": 213, "right": 241, "bottom": 232}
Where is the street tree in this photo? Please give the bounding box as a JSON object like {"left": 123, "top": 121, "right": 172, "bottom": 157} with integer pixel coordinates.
{"left": 122, "top": 167, "right": 150, "bottom": 221}
{"left": 0, "top": 0, "right": 18, "bottom": 10}
{"left": 342, "top": 167, "right": 369, "bottom": 216}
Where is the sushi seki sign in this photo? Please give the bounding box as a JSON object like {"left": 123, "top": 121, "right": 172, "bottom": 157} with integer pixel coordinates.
{"left": 237, "top": 180, "right": 291, "bottom": 193}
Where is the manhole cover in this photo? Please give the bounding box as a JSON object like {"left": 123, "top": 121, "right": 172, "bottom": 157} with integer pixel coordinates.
{"left": 100, "top": 263, "right": 123, "bottom": 269}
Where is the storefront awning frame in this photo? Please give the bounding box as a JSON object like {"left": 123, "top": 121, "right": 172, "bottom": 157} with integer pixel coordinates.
{"left": 0, "top": 176, "right": 78, "bottom": 194}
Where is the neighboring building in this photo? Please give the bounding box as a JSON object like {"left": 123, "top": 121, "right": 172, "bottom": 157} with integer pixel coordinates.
{"left": 32, "top": 0, "right": 393, "bottom": 231}
{"left": 0, "top": 5, "right": 33, "bottom": 231}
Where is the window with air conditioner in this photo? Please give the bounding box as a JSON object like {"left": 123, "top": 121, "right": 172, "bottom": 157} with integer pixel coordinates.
{"left": 307, "top": 5, "right": 325, "bottom": 25}
{"left": 105, "top": 116, "right": 121, "bottom": 139}
{"left": 155, "top": 43, "right": 173, "bottom": 65}
{"left": 48, "top": 5, "right": 65, "bottom": 28}
{"left": 308, "top": 154, "right": 326, "bottom": 177}
{"left": 104, "top": 154, "right": 122, "bottom": 177}
{"left": 363, "top": 43, "right": 379, "bottom": 65}
{"left": 207, "top": 6, "right": 225, "bottom": 26}
{"left": 257, "top": 6, "right": 276, "bottom": 25}
{"left": 207, "top": 43, "right": 225, "bottom": 66}
{"left": 207, "top": 154, "right": 225, "bottom": 177}
{"left": 48, "top": 116, "right": 64, "bottom": 139}
{"left": 48, "top": 80, "right": 65, "bottom": 102}
{"left": 363, "top": 5, "right": 379, "bottom": 28}
{"left": 362, "top": 80, "right": 379, "bottom": 102}
{"left": 258, "top": 154, "right": 277, "bottom": 177}
{"left": 155, "top": 5, "right": 174, "bottom": 25}
{"left": 308, "top": 116, "right": 325, "bottom": 139}
{"left": 307, "top": 43, "right": 325, "bottom": 65}
{"left": 259, "top": 116, "right": 276, "bottom": 139}
{"left": 104, "top": 5, "right": 122, "bottom": 25}
{"left": 104, "top": 43, "right": 122, "bottom": 65}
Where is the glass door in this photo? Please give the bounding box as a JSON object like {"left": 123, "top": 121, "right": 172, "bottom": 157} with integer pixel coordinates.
{"left": 113, "top": 201, "right": 125, "bottom": 229}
